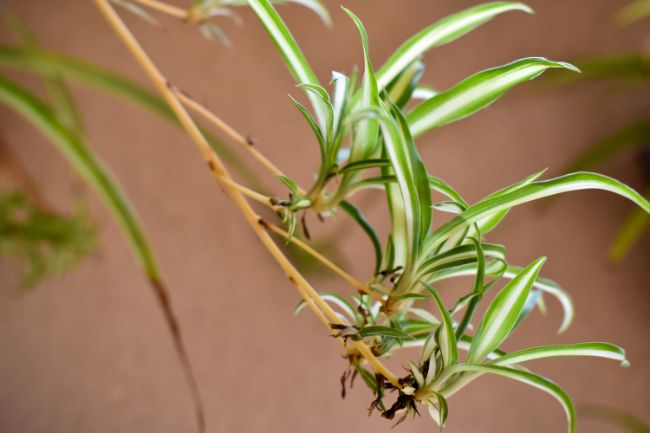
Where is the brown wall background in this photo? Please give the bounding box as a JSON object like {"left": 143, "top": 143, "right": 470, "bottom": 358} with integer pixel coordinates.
{"left": 0, "top": 1, "right": 648, "bottom": 432}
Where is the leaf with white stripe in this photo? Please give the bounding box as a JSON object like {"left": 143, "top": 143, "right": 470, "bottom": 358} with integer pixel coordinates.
{"left": 491, "top": 342, "right": 628, "bottom": 367}
{"left": 423, "top": 172, "right": 650, "bottom": 256}
{"left": 468, "top": 257, "right": 546, "bottom": 363}
{"left": 386, "top": 60, "right": 424, "bottom": 108}
{"left": 408, "top": 57, "right": 579, "bottom": 137}
{"left": 376, "top": 2, "right": 533, "bottom": 89}
{"left": 447, "top": 364, "right": 576, "bottom": 433}
{"left": 423, "top": 283, "right": 458, "bottom": 368}
{"left": 246, "top": 0, "right": 328, "bottom": 127}
{"left": 504, "top": 266, "right": 574, "bottom": 333}
{"left": 343, "top": 8, "right": 380, "bottom": 162}
{"left": 294, "top": 292, "right": 361, "bottom": 325}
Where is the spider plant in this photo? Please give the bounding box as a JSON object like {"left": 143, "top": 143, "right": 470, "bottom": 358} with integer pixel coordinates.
{"left": 6, "top": 0, "right": 649, "bottom": 432}
{"left": 214, "top": 1, "right": 648, "bottom": 430}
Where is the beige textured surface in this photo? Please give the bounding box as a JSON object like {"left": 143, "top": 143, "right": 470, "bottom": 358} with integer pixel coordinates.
{"left": 0, "top": 1, "right": 648, "bottom": 432}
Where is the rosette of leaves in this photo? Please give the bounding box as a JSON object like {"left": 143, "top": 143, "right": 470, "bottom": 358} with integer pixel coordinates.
{"left": 247, "top": 1, "right": 650, "bottom": 430}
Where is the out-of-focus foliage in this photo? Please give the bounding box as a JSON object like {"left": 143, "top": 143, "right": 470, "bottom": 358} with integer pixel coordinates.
{"left": 580, "top": 404, "right": 650, "bottom": 433}
{"left": 0, "top": 190, "right": 96, "bottom": 288}
{"left": 561, "top": 2, "right": 650, "bottom": 261}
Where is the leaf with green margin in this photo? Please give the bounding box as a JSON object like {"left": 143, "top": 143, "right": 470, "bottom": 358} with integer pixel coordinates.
{"left": 339, "top": 159, "right": 391, "bottom": 175}
{"left": 423, "top": 172, "right": 650, "bottom": 256}
{"left": 386, "top": 60, "right": 424, "bottom": 108}
{"left": 294, "top": 292, "right": 361, "bottom": 325}
{"left": 454, "top": 236, "right": 486, "bottom": 340}
{"left": 342, "top": 7, "right": 380, "bottom": 163}
{"left": 443, "top": 363, "right": 576, "bottom": 433}
{"left": 504, "top": 266, "right": 574, "bottom": 333}
{"left": 408, "top": 57, "right": 579, "bottom": 137}
{"left": 468, "top": 257, "right": 546, "bottom": 363}
{"left": 375, "top": 2, "right": 533, "bottom": 89}
{"left": 357, "top": 325, "right": 414, "bottom": 340}
{"left": 245, "top": 0, "right": 328, "bottom": 128}
{"left": 490, "top": 342, "right": 628, "bottom": 367}
{"left": 422, "top": 282, "right": 458, "bottom": 368}
{"left": 339, "top": 200, "right": 383, "bottom": 274}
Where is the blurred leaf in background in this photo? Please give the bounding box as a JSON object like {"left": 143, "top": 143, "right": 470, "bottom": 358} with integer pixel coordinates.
{"left": 560, "top": 1, "right": 650, "bottom": 261}
{"left": 0, "top": 189, "right": 96, "bottom": 289}
{"left": 580, "top": 404, "right": 650, "bottom": 433}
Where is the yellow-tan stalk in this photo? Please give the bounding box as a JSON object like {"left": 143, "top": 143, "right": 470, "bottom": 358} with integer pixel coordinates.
{"left": 130, "top": 0, "right": 188, "bottom": 19}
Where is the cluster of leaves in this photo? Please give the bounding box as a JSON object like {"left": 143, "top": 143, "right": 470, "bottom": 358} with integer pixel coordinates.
{"left": 0, "top": 190, "right": 96, "bottom": 288}
{"left": 558, "top": 1, "right": 650, "bottom": 261}
{"left": 244, "top": 0, "right": 650, "bottom": 430}
{"left": 2, "top": 1, "right": 648, "bottom": 431}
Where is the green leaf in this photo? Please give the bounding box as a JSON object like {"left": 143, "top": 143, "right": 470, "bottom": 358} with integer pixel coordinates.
{"left": 429, "top": 176, "right": 468, "bottom": 208}
{"left": 491, "top": 342, "right": 628, "bottom": 367}
{"left": 580, "top": 405, "right": 650, "bottom": 433}
{"left": 446, "top": 364, "right": 576, "bottom": 433}
{"left": 289, "top": 95, "right": 325, "bottom": 160}
{"left": 417, "top": 242, "right": 506, "bottom": 279}
{"left": 408, "top": 57, "right": 579, "bottom": 137}
{"left": 5, "top": 16, "right": 84, "bottom": 136}
{"left": 330, "top": 71, "right": 350, "bottom": 142}
{"left": 566, "top": 120, "right": 650, "bottom": 172}
{"left": 294, "top": 292, "right": 361, "bottom": 325}
{"left": 374, "top": 103, "right": 431, "bottom": 289}
{"left": 245, "top": 0, "right": 328, "bottom": 128}
{"left": 357, "top": 325, "right": 414, "bottom": 340}
{"left": 277, "top": 175, "right": 301, "bottom": 196}
{"left": 342, "top": 7, "right": 381, "bottom": 163}
{"left": 339, "top": 158, "right": 391, "bottom": 175}
{"left": 504, "top": 266, "right": 574, "bottom": 333}
{"left": 468, "top": 257, "right": 546, "bottom": 363}
{"left": 423, "top": 172, "right": 650, "bottom": 256}
{"left": 422, "top": 283, "right": 458, "bottom": 368}
{"left": 454, "top": 236, "right": 486, "bottom": 340}
{"left": 608, "top": 198, "right": 650, "bottom": 262}
{"left": 0, "top": 192, "right": 97, "bottom": 289}
{"left": 0, "top": 74, "right": 161, "bottom": 282}
{"left": 563, "top": 54, "right": 650, "bottom": 85}
{"left": 426, "top": 392, "right": 449, "bottom": 427}
{"left": 412, "top": 85, "right": 438, "bottom": 100}
{"left": 339, "top": 200, "right": 382, "bottom": 274}
{"left": 386, "top": 60, "right": 424, "bottom": 108}
{"left": 617, "top": 0, "right": 650, "bottom": 24}
{"left": 375, "top": 2, "right": 533, "bottom": 89}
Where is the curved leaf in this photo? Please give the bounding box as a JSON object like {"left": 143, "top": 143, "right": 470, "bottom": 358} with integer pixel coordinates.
{"left": 468, "top": 257, "right": 546, "bottom": 363}
{"left": 491, "top": 342, "right": 628, "bottom": 367}
{"left": 424, "top": 172, "right": 650, "bottom": 256}
{"left": 408, "top": 57, "right": 579, "bottom": 137}
{"left": 376, "top": 2, "right": 533, "bottom": 88}
{"left": 245, "top": 0, "right": 328, "bottom": 127}
{"left": 446, "top": 364, "right": 576, "bottom": 433}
